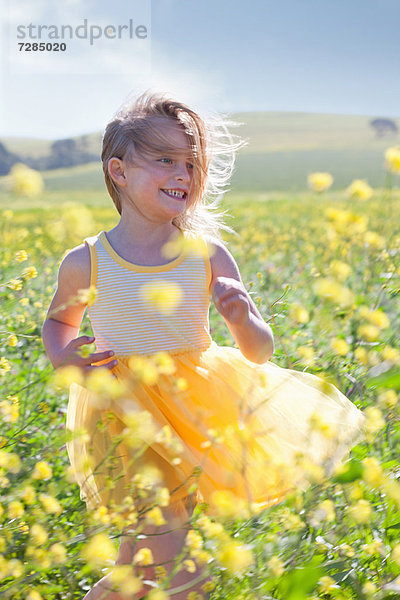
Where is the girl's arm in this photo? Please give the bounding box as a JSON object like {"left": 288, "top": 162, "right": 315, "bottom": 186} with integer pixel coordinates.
{"left": 208, "top": 239, "right": 274, "bottom": 364}
{"left": 42, "top": 245, "right": 115, "bottom": 371}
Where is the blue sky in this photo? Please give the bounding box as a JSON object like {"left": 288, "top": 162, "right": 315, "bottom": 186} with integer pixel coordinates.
{"left": 0, "top": 0, "right": 399, "bottom": 139}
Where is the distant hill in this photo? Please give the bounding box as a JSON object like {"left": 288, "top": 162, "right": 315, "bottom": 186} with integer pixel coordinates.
{"left": 1, "top": 112, "right": 398, "bottom": 190}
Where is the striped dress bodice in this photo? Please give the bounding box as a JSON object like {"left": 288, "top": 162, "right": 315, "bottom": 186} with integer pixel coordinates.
{"left": 84, "top": 230, "right": 213, "bottom": 356}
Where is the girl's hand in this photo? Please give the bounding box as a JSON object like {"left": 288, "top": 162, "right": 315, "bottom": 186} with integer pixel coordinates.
{"left": 53, "top": 335, "right": 118, "bottom": 373}
{"left": 212, "top": 276, "right": 251, "bottom": 327}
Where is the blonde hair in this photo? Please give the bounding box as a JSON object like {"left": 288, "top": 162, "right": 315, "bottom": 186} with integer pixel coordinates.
{"left": 101, "top": 90, "right": 247, "bottom": 241}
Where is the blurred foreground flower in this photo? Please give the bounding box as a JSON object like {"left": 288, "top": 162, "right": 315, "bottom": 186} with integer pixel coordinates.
{"left": 77, "top": 285, "right": 98, "bottom": 307}
{"left": 313, "top": 277, "right": 354, "bottom": 307}
{"left": 10, "top": 163, "right": 44, "bottom": 197}
{"left": 307, "top": 172, "right": 333, "bottom": 192}
{"left": 140, "top": 280, "right": 183, "bottom": 315}
{"left": 345, "top": 179, "right": 373, "bottom": 200}
{"left": 385, "top": 146, "right": 400, "bottom": 173}
{"left": 81, "top": 533, "right": 117, "bottom": 569}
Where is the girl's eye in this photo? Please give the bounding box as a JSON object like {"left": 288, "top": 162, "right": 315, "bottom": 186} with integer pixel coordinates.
{"left": 187, "top": 163, "right": 194, "bottom": 170}
{"left": 159, "top": 158, "right": 173, "bottom": 164}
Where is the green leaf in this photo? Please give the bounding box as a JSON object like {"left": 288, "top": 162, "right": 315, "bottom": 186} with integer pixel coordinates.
{"left": 332, "top": 459, "right": 363, "bottom": 483}
{"left": 278, "top": 564, "right": 323, "bottom": 600}
{"left": 366, "top": 367, "right": 400, "bottom": 390}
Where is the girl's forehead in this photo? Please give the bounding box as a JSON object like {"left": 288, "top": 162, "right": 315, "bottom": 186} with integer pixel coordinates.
{"left": 141, "top": 117, "right": 195, "bottom": 156}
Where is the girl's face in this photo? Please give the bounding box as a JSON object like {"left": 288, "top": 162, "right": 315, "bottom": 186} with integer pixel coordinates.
{"left": 120, "top": 119, "right": 195, "bottom": 222}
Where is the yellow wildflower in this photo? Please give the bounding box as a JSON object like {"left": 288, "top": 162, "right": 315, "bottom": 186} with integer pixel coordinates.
{"left": 0, "top": 450, "right": 21, "bottom": 473}
{"left": 330, "top": 338, "right": 350, "bottom": 356}
{"left": 385, "top": 146, "right": 400, "bottom": 173}
{"left": 362, "top": 540, "right": 384, "bottom": 555}
{"left": 30, "top": 524, "right": 48, "bottom": 545}
{"left": 364, "top": 406, "right": 385, "bottom": 435}
{"left": 146, "top": 507, "right": 166, "bottom": 526}
{"left": 329, "top": 259, "right": 351, "bottom": 281}
{"left": 318, "top": 575, "right": 337, "bottom": 594}
{"left": 354, "top": 347, "right": 368, "bottom": 365}
{"left": 297, "top": 346, "right": 315, "bottom": 366}
{"left": 391, "top": 544, "right": 400, "bottom": 565}
{"left": 152, "top": 351, "right": 176, "bottom": 375}
{"left": 77, "top": 285, "right": 98, "bottom": 306}
{"left": 382, "top": 346, "right": 400, "bottom": 364}
{"left": 110, "top": 566, "right": 141, "bottom": 595}
{"left": 147, "top": 590, "right": 169, "bottom": 600}
{"left": 128, "top": 356, "right": 159, "bottom": 385}
{"left": 15, "top": 250, "right": 28, "bottom": 262}
{"left": 347, "top": 499, "right": 373, "bottom": 523}
{"left": 186, "top": 530, "right": 203, "bottom": 551}
{"left": 0, "top": 357, "right": 12, "bottom": 375}
{"left": 140, "top": 280, "right": 183, "bottom": 315}
{"left": 357, "top": 324, "right": 380, "bottom": 342}
{"left": 26, "top": 590, "right": 43, "bottom": 600}
{"left": 8, "top": 500, "right": 24, "bottom": 519}
{"left": 313, "top": 277, "right": 354, "bottom": 306}
{"left": 365, "top": 309, "right": 390, "bottom": 329}
{"left": 267, "top": 555, "right": 284, "bottom": 577}
{"left": 32, "top": 460, "right": 52, "bottom": 480}
{"left": 362, "top": 457, "right": 384, "bottom": 487}
{"left": 289, "top": 303, "right": 309, "bottom": 324}
{"left": 210, "top": 489, "right": 249, "bottom": 519}
{"left": 217, "top": 540, "right": 254, "bottom": 573}
{"left": 378, "top": 390, "right": 398, "bottom": 410}
{"left": 81, "top": 533, "right": 117, "bottom": 567}
{"left": 10, "top": 163, "right": 44, "bottom": 197}
{"left": 183, "top": 559, "right": 196, "bottom": 573}
{"left": 345, "top": 179, "right": 373, "bottom": 200}
{"left": 49, "top": 543, "right": 67, "bottom": 564}
{"left": 134, "top": 547, "right": 154, "bottom": 565}
{"left": 21, "top": 266, "right": 38, "bottom": 279}
{"left": 362, "top": 582, "right": 377, "bottom": 596}
{"left": 364, "top": 231, "right": 385, "bottom": 248}
{"left": 7, "top": 334, "right": 18, "bottom": 347}
{"left": 307, "top": 172, "right": 333, "bottom": 192}
{"left": 38, "top": 493, "right": 63, "bottom": 515}
{"left": 51, "top": 365, "right": 84, "bottom": 389}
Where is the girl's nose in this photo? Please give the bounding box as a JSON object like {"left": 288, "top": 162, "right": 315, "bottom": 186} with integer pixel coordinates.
{"left": 174, "top": 162, "right": 191, "bottom": 182}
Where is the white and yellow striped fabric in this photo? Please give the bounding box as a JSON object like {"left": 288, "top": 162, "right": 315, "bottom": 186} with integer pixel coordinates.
{"left": 83, "top": 230, "right": 213, "bottom": 357}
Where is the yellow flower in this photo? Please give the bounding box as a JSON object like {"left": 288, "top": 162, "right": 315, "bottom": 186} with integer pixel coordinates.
{"left": 32, "top": 460, "right": 52, "bottom": 480}
{"left": 289, "top": 303, "right": 309, "bottom": 324}
{"left": 147, "top": 590, "right": 169, "bottom": 600}
{"left": 330, "top": 338, "right": 350, "bottom": 356}
{"left": 21, "top": 485, "right": 36, "bottom": 504}
{"left": 152, "top": 351, "right": 176, "bottom": 375}
{"left": 0, "top": 357, "right": 12, "bottom": 376}
{"left": 318, "top": 575, "right": 337, "bottom": 594}
{"left": 313, "top": 277, "right": 354, "bottom": 306}
{"left": 21, "top": 266, "right": 38, "bottom": 279}
{"left": 354, "top": 347, "right": 368, "bottom": 365}
{"left": 307, "top": 172, "right": 333, "bottom": 192}
{"left": 10, "top": 163, "right": 44, "bottom": 197}
{"left": 365, "top": 309, "right": 390, "bottom": 329}
{"left": 110, "top": 567, "right": 141, "bottom": 595}
{"left": 30, "top": 524, "right": 48, "bottom": 545}
{"left": 391, "top": 544, "right": 400, "bottom": 565}
{"left": 77, "top": 285, "right": 98, "bottom": 307}
{"left": 85, "top": 368, "right": 127, "bottom": 404}
{"left": 185, "top": 530, "right": 203, "bottom": 551}
{"left": 161, "top": 231, "right": 215, "bottom": 260}
{"left": 8, "top": 500, "right": 24, "bottom": 518}
{"left": 49, "top": 542, "right": 67, "bottom": 564}
{"left": 217, "top": 540, "right": 254, "bottom": 573}
{"left": 362, "top": 457, "right": 384, "bottom": 487}
{"left": 362, "top": 540, "right": 384, "bottom": 555}
{"left": 183, "top": 559, "right": 196, "bottom": 573}
{"left": 385, "top": 146, "right": 400, "bottom": 173}
{"left": 122, "top": 410, "right": 157, "bottom": 449}
{"left": 210, "top": 489, "right": 249, "bottom": 519}
{"left": 26, "top": 591, "right": 43, "bottom": 600}
{"left": 51, "top": 365, "right": 84, "bottom": 389}
{"left": 364, "top": 231, "right": 385, "bottom": 248}
{"left": 140, "top": 280, "right": 183, "bottom": 315}
{"left": 38, "top": 493, "right": 63, "bottom": 515}
{"left": 15, "top": 250, "right": 28, "bottom": 262}
{"left": 297, "top": 346, "right": 315, "bottom": 366}
{"left": 128, "top": 356, "right": 159, "bottom": 385}
{"left": 155, "top": 487, "right": 170, "bottom": 507}
{"left": 0, "top": 450, "right": 21, "bottom": 473}
{"left": 362, "top": 582, "right": 377, "bottom": 596}
{"left": 382, "top": 346, "right": 400, "bottom": 364}
{"left": 329, "top": 259, "right": 351, "bottom": 281}
{"left": 345, "top": 179, "right": 373, "bottom": 200}
{"left": 267, "top": 555, "right": 284, "bottom": 577}
{"left": 7, "top": 334, "right": 18, "bottom": 347}
{"left": 134, "top": 547, "right": 154, "bottom": 566}
{"left": 364, "top": 406, "right": 385, "bottom": 434}
{"left": 382, "top": 478, "right": 400, "bottom": 507}
{"left": 378, "top": 390, "right": 398, "bottom": 410}
{"left": 357, "top": 324, "right": 380, "bottom": 342}
{"left": 145, "top": 507, "right": 166, "bottom": 526}
{"left": 347, "top": 499, "right": 373, "bottom": 523}
{"left": 81, "top": 533, "right": 117, "bottom": 567}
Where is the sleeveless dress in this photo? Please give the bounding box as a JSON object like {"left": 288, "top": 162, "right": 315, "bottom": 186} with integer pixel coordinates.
{"left": 66, "top": 229, "right": 366, "bottom": 518}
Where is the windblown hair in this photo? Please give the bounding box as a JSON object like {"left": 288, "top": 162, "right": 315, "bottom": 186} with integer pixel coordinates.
{"left": 101, "top": 90, "right": 247, "bottom": 241}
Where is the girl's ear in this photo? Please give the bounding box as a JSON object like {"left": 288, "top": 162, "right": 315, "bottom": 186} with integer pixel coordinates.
{"left": 108, "top": 157, "right": 127, "bottom": 186}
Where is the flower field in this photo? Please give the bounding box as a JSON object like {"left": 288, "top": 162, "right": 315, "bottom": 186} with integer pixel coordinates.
{"left": 0, "top": 161, "right": 399, "bottom": 599}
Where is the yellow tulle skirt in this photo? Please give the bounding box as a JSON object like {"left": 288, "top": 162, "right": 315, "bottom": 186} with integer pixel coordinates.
{"left": 66, "top": 341, "right": 366, "bottom": 518}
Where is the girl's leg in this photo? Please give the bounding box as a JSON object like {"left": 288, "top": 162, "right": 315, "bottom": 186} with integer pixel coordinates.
{"left": 82, "top": 503, "right": 211, "bottom": 600}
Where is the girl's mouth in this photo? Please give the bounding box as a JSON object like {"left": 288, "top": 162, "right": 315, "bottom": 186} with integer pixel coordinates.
{"left": 161, "top": 189, "right": 187, "bottom": 200}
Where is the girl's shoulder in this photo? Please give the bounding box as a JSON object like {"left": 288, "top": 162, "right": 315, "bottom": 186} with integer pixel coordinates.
{"left": 59, "top": 242, "right": 91, "bottom": 290}
{"left": 203, "top": 236, "right": 243, "bottom": 289}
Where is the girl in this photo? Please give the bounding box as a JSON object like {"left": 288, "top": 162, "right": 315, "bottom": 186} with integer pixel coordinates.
{"left": 42, "top": 92, "right": 365, "bottom": 600}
